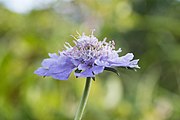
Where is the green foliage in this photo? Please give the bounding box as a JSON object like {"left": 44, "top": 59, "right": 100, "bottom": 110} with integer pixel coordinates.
{"left": 0, "top": 0, "right": 180, "bottom": 119}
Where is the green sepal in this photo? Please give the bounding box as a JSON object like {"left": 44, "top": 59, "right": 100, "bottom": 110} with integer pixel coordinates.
{"left": 92, "top": 77, "right": 95, "bottom": 81}
{"left": 104, "top": 67, "right": 120, "bottom": 76}
{"left": 75, "top": 69, "right": 82, "bottom": 73}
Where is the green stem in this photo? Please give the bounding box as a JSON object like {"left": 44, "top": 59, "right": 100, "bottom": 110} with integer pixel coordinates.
{"left": 74, "top": 77, "right": 92, "bottom": 120}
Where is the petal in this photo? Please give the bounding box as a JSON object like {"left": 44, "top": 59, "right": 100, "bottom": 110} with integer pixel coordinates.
{"left": 41, "top": 58, "right": 57, "bottom": 68}
{"left": 51, "top": 68, "right": 74, "bottom": 80}
{"left": 34, "top": 67, "right": 49, "bottom": 76}
{"left": 49, "top": 56, "right": 76, "bottom": 74}
{"left": 48, "top": 65, "right": 64, "bottom": 73}
{"left": 112, "top": 53, "right": 134, "bottom": 63}
{"left": 77, "top": 59, "right": 95, "bottom": 70}
{"left": 49, "top": 63, "right": 75, "bottom": 74}
{"left": 92, "top": 66, "right": 104, "bottom": 74}
{"left": 57, "top": 55, "right": 70, "bottom": 65}
{"left": 131, "top": 59, "right": 139, "bottom": 64}
{"left": 78, "top": 63, "right": 89, "bottom": 70}
{"left": 129, "top": 59, "right": 140, "bottom": 68}
{"left": 106, "top": 53, "right": 140, "bottom": 68}
{"left": 120, "top": 53, "right": 134, "bottom": 61}
{"left": 109, "top": 59, "right": 139, "bottom": 68}
{"left": 35, "top": 54, "right": 76, "bottom": 80}
{"left": 75, "top": 69, "right": 94, "bottom": 77}
{"left": 48, "top": 53, "right": 59, "bottom": 58}
{"left": 71, "top": 59, "right": 82, "bottom": 66}
{"left": 95, "top": 59, "right": 110, "bottom": 67}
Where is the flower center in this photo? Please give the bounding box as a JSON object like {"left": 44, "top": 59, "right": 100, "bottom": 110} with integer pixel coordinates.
{"left": 63, "top": 32, "right": 121, "bottom": 61}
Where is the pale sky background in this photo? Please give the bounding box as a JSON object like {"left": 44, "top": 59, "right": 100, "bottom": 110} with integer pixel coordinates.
{"left": 0, "top": 0, "right": 57, "bottom": 13}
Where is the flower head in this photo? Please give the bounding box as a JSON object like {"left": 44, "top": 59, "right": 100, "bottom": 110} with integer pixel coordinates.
{"left": 34, "top": 30, "right": 140, "bottom": 80}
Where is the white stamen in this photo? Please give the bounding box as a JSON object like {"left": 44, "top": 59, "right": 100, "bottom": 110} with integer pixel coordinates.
{"left": 65, "top": 31, "right": 122, "bottom": 61}
{"left": 70, "top": 35, "right": 78, "bottom": 40}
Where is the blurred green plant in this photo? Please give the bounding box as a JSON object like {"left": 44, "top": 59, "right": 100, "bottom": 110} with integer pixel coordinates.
{"left": 0, "top": 0, "right": 180, "bottom": 120}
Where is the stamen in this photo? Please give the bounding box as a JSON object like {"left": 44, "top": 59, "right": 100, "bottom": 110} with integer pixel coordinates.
{"left": 65, "top": 42, "right": 72, "bottom": 48}
{"left": 103, "top": 37, "right": 107, "bottom": 43}
{"left": 76, "top": 31, "right": 81, "bottom": 36}
{"left": 70, "top": 35, "right": 78, "bottom": 40}
{"left": 91, "top": 29, "right": 95, "bottom": 36}
{"left": 64, "top": 44, "right": 69, "bottom": 49}
{"left": 66, "top": 31, "right": 123, "bottom": 61}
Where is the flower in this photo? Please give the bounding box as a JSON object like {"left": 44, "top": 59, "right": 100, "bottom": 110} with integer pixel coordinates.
{"left": 34, "top": 30, "right": 140, "bottom": 80}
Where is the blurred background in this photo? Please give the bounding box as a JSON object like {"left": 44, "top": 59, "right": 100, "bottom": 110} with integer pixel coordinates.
{"left": 0, "top": 0, "right": 180, "bottom": 120}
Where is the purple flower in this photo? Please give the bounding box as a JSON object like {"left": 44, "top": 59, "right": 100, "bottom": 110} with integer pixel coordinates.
{"left": 34, "top": 30, "right": 140, "bottom": 80}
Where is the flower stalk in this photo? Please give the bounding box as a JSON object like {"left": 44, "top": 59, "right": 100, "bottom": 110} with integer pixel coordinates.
{"left": 74, "top": 77, "right": 92, "bottom": 120}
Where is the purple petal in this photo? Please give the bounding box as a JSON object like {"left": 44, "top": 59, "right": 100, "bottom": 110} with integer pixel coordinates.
{"left": 78, "top": 63, "right": 89, "bottom": 70}
{"left": 95, "top": 59, "right": 110, "bottom": 67}
{"left": 111, "top": 53, "right": 134, "bottom": 63}
{"left": 34, "top": 67, "right": 49, "bottom": 76}
{"left": 71, "top": 59, "right": 82, "bottom": 66}
{"left": 48, "top": 57, "right": 76, "bottom": 79}
{"left": 57, "top": 55, "right": 70, "bottom": 65}
{"left": 51, "top": 68, "right": 74, "bottom": 80}
{"left": 120, "top": 53, "right": 134, "bottom": 61}
{"left": 99, "top": 53, "right": 140, "bottom": 69}
{"left": 130, "top": 59, "right": 139, "bottom": 65}
{"left": 35, "top": 54, "right": 76, "bottom": 80}
{"left": 129, "top": 59, "right": 140, "bottom": 68}
{"left": 109, "top": 59, "right": 139, "bottom": 68}
{"left": 77, "top": 59, "right": 95, "bottom": 70}
{"left": 48, "top": 53, "right": 59, "bottom": 58}
{"left": 92, "top": 66, "right": 104, "bottom": 74}
{"left": 75, "top": 69, "right": 94, "bottom": 77}
{"left": 49, "top": 62, "right": 75, "bottom": 74}
{"left": 41, "top": 58, "right": 57, "bottom": 68}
